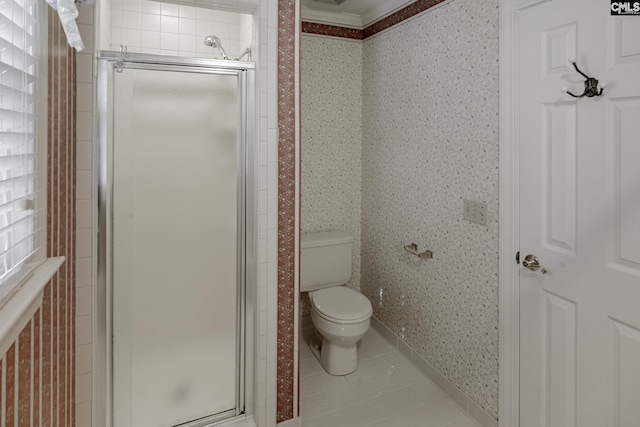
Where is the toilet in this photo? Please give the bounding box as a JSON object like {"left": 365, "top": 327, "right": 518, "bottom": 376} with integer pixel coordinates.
{"left": 301, "top": 231, "right": 373, "bottom": 375}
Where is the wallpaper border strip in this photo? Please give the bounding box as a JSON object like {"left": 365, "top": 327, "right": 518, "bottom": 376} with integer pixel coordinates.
{"left": 277, "top": 0, "right": 300, "bottom": 422}
{"left": 302, "top": 0, "right": 449, "bottom": 40}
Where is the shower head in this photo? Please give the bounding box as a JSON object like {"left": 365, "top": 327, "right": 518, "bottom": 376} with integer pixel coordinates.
{"left": 204, "top": 35, "right": 229, "bottom": 60}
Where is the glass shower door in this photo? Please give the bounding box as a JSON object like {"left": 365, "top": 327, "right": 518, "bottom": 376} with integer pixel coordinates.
{"left": 111, "top": 66, "right": 242, "bottom": 427}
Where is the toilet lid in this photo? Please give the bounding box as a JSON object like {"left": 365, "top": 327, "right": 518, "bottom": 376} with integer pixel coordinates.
{"left": 311, "top": 287, "right": 372, "bottom": 323}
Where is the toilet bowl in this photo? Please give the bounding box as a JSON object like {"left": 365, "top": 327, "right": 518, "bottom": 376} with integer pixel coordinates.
{"left": 309, "top": 286, "right": 372, "bottom": 375}
{"left": 301, "top": 231, "right": 373, "bottom": 375}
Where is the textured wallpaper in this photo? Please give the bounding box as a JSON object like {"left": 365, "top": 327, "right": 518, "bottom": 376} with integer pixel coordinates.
{"left": 360, "top": 0, "right": 500, "bottom": 418}
{"left": 301, "top": 35, "right": 363, "bottom": 293}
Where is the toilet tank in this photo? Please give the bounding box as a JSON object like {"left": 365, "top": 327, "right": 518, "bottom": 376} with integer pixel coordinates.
{"left": 301, "top": 231, "right": 353, "bottom": 292}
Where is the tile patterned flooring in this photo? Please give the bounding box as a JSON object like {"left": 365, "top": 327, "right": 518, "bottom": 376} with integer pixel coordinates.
{"left": 300, "top": 326, "right": 480, "bottom": 427}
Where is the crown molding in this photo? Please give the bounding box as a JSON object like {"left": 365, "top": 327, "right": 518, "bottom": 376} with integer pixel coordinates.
{"left": 301, "top": 6, "right": 363, "bottom": 29}
{"left": 360, "top": 0, "right": 414, "bottom": 27}
{"left": 301, "top": 0, "right": 416, "bottom": 29}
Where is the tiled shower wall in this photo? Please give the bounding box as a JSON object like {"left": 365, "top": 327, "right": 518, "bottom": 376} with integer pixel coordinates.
{"left": 360, "top": 0, "right": 500, "bottom": 419}
{"left": 75, "top": 4, "right": 95, "bottom": 426}
{"left": 301, "top": 34, "right": 363, "bottom": 294}
{"left": 0, "top": 8, "right": 77, "bottom": 426}
{"left": 110, "top": 0, "right": 252, "bottom": 59}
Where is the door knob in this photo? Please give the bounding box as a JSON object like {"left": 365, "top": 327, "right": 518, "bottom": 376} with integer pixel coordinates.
{"left": 522, "top": 254, "right": 547, "bottom": 274}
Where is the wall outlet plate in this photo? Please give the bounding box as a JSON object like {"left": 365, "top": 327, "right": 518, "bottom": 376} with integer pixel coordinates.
{"left": 463, "top": 199, "right": 488, "bottom": 226}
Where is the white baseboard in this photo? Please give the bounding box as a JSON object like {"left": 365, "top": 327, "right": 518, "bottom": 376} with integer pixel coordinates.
{"left": 276, "top": 417, "right": 301, "bottom": 427}
{"left": 370, "top": 316, "right": 498, "bottom": 427}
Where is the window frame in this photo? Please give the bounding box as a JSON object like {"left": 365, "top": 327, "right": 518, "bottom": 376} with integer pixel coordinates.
{"left": 0, "top": 0, "right": 48, "bottom": 308}
{"left": 0, "top": 0, "right": 49, "bottom": 312}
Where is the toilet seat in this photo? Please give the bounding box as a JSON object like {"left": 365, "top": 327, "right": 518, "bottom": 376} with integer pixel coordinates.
{"left": 310, "top": 287, "right": 372, "bottom": 325}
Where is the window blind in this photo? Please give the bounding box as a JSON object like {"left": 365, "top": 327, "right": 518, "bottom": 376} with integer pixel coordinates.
{"left": 0, "top": 0, "right": 41, "bottom": 291}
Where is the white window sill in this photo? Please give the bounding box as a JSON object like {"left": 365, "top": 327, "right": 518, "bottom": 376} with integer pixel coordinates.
{"left": 0, "top": 257, "right": 65, "bottom": 356}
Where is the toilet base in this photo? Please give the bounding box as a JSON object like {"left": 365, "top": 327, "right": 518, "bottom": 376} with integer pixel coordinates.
{"left": 308, "top": 331, "right": 358, "bottom": 376}
{"left": 308, "top": 330, "right": 322, "bottom": 360}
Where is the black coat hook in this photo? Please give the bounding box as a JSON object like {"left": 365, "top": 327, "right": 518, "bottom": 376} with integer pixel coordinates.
{"left": 561, "top": 58, "right": 607, "bottom": 98}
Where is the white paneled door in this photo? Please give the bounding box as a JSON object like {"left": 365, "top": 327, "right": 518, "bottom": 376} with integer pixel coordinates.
{"left": 517, "top": 1, "right": 640, "bottom": 426}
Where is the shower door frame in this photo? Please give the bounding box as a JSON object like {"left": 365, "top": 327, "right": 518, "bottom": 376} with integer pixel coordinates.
{"left": 95, "top": 52, "right": 256, "bottom": 427}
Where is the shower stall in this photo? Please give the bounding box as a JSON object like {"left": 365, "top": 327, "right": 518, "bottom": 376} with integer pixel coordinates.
{"left": 96, "top": 52, "right": 255, "bottom": 427}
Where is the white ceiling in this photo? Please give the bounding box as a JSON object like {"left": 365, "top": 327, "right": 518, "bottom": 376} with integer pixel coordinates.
{"left": 301, "top": 0, "right": 414, "bottom": 29}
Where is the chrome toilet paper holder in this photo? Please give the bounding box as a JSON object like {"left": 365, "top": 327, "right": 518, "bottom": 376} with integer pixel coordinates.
{"left": 404, "top": 243, "right": 433, "bottom": 260}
